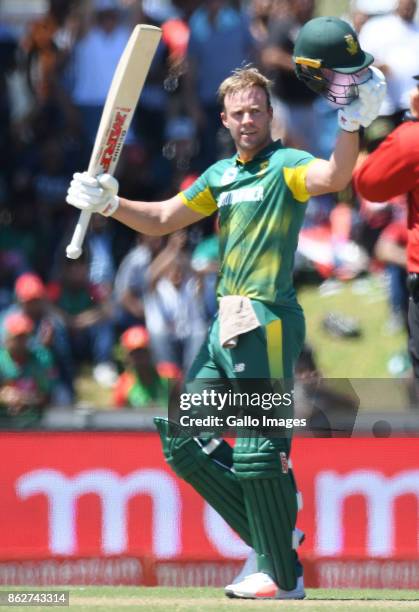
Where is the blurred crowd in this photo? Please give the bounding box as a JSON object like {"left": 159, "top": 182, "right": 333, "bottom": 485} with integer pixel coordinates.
{"left": 0, "top": 0, "right": 418, "bottom": 424}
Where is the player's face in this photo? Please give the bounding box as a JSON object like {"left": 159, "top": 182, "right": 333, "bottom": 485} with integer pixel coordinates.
{"left": 221, "top": 86, "right": 273, "bottom": 161}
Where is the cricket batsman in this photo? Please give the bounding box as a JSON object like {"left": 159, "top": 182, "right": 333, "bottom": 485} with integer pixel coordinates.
{"left": 66, "top": 17, "right": 386, "bottom": 600}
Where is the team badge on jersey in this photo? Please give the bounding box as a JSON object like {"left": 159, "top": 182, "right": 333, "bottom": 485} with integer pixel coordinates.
{"left": 220, "top": 166, "right": 238, "bottom": 186}
{"left": 257, "top": 160, "right": 269, "bottom": 176}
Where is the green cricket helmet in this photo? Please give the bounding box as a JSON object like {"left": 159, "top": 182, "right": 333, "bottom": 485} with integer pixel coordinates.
{"left": 294, "top": 17, "right": 374, "bottom": 105}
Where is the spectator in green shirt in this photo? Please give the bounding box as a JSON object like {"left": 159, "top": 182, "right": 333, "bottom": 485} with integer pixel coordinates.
{"left": 0, "top": 312, "right": 55, "bottom": 428}
{"left": 113, "top": 325, "right": 180, "bottom": 409}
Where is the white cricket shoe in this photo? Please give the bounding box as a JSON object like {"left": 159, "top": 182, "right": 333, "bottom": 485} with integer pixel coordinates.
{"left": 230, "top": 528, "right": 305, "bottom": 586}
{"left": 225, "top": 572, "right": 305, "bottom": 600}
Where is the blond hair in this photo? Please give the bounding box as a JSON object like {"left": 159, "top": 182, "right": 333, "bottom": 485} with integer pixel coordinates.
{"left": 217, "top": 65, "right": 273, "bottom": 109}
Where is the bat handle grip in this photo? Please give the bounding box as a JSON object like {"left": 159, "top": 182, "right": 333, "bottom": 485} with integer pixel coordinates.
{"left": 66, "top": 209, "right": 92, "bottom": 259}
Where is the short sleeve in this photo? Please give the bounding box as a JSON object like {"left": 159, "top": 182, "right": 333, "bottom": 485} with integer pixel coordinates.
{"left": 180, "top": 171, "right": 218, "bottom": 216}
{"left": 282, "top": 153, "right": 317, "bottom": 203}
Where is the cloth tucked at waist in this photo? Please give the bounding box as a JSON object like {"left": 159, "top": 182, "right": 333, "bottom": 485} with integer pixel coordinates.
{"left": 218, "top": 295, "right": 260, "bottom": 348}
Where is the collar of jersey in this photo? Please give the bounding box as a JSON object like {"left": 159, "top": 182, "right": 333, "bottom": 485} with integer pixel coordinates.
{"left": 235, "top": 139, "right": 282, "bottom": 166}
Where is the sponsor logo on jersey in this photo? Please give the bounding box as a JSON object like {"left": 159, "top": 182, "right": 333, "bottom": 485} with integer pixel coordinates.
{"left": 233, "top": 362, "right": 246, "bottom": 373}
{"left": 218, "top": 186, "right": 264, "bottom": 208}
{"left": 220, "top": 166, "right": 239, "bottom": 186}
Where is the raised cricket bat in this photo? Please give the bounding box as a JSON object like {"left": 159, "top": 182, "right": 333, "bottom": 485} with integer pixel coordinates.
{"left": 66, "top": 24, "right": 162, "bottom": 259}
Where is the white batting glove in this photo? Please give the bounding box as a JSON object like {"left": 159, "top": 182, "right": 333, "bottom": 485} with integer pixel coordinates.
{"left": 338, "top": 66, "right": 387, "bottom": 132}
{"left": 66, "top": 172, "right": 120, "bottom": 217}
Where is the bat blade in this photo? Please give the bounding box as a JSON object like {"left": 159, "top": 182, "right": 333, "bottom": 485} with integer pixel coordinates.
{"left": 66, "top": 24, "right": 162, "bottom": 259}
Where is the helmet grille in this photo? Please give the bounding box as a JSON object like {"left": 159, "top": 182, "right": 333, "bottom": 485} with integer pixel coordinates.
{"left": 295, "top": 65, "right": 370, "bottom": 106}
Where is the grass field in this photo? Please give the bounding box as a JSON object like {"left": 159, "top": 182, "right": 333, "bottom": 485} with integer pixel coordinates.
{"left": 3, "top": 587, "right": 419, "bottom": 611}
{"left": 298, "top": 275, "right": 407, "bottom": 379}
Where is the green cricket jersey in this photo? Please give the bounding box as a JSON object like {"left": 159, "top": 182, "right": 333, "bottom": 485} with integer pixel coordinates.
{"left": 0, "top": 345, "right": 55, "bottom": 428}
{"left": 180, "top": 141, "right": 316, "bottom": 308}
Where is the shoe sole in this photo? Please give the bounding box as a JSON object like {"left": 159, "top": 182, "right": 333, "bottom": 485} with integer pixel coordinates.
{"left": 225, "top": 590, "right": 306, "bottom": 600}
{"left": 225, "top": 584, "right": 306, "bottom": 600}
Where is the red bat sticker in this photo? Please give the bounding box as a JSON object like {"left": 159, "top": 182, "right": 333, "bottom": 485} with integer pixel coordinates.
{"left": 100, "top": 110, "right": 129, "bottom": 171}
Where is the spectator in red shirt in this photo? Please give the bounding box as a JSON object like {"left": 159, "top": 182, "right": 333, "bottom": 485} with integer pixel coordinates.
{"left": 354, "top": 75, "right": 419, "bottom": 386}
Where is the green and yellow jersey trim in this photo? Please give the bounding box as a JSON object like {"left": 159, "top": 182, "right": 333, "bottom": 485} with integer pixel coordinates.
{"left": 179, "top": 188, "right": 217, "bottom": 216}
{"left": 282, "top": 160, "right": 316, "bottom": 203}
{"left": 266, "top": 318, "right": 284, "bottom": 379}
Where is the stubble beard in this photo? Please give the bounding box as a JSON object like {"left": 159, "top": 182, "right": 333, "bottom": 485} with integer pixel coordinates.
{"left": 238, "top": 129, "right": 271, "bottom": 158}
